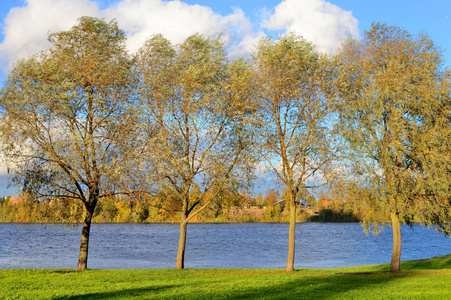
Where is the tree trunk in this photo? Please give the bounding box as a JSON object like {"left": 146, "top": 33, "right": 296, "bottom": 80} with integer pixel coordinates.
{"left": 390, "top": 212, "right": 401, "bottom": 272}
{"left": 286, "top": 196, "right": 296, "bottom": 272}
{"left": 176, "top": 218, "right": 188, "bottom": 269}
{"left": 77, "top": 207, "right": 94, "bottom": 270}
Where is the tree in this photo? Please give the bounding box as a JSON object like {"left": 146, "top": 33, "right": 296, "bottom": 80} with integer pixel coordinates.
{"left": 252, "top": 34, "right": 337, "bottom": 271}
{"left": 413, "top": 100, "right": 451, "bottom": 235}
{"left": 335, "top": 23, "right": 451, "bottom": 272}
{"left": 264, "top": 189, "right": 280, "bottom": 206}
{"left": 307, "top": 195, "right": 317, "bottom": 208}
{"left": 0, "top": 17, "right": 135, "bottom": 270}
{"left": 134, "top": 34, "right": 255, "bottom": 269}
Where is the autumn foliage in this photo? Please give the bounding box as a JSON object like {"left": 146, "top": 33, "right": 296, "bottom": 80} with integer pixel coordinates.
{"left": 0, "top": 18, "right": 450, "bottom": 271}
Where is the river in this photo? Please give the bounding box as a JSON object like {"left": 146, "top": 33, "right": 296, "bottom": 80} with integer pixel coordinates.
{"left": 0, "top": 223, "right": 449, "bottom": 269}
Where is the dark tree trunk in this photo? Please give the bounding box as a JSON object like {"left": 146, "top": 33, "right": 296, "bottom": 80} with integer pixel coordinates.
{"left": 390, "top": 212, "right": 402, "bottom": 272}
{"left": 286, "top": 194, "right": 296, "bottom": 272}
{"left": 176, "top": 217, "right": 188, "bottom": 269}
{"left": 77, "top": 207, "right": 94, "bottom": 270}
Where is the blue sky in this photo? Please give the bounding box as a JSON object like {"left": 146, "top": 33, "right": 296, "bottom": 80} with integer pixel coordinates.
{"left": 0, "top": 0, "right": 450, "bottom": 197}
{"left": 1, "top": 0, "right": 449, "bottom": 72}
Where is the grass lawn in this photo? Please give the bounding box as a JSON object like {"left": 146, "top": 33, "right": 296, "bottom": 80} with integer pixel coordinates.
{"left": 1, "top": 255, "right": 450, "bottom": 299}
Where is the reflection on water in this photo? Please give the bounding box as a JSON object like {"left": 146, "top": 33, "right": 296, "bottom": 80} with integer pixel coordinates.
{"left": 0, "top": 223, "right": 449, "bottom": 269}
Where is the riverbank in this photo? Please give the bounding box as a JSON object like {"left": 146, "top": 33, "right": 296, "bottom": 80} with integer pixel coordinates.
{"left": 0, "top": 203, "right": 364, "bottom": 224}
{"left": 1, "top": 255, "right": 450, "bottom": 299}
{"left": 2, "top": 194, "right": 368, "bottom": 223}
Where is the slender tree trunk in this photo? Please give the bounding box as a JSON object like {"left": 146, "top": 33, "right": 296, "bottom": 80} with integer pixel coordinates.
{"left": 390, "top": 212, "right": 401, "bottom": 272}
{"left": 77, "top": 207, "right": 94, "bottom": 270}
{"left": 286, "top": 195, "right": 296, "bottom": 272}
{"left": 176, "top": 217, "right": 188, "bottom": 269}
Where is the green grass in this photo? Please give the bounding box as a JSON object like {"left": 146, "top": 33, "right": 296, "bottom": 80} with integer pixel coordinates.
{"left": 1, "top": 255, "right": 450, "bottom": 299}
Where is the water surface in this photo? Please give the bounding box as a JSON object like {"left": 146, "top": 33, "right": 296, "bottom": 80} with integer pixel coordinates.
{"left": 0, "top": 223, "right": 449, "bottom": 269}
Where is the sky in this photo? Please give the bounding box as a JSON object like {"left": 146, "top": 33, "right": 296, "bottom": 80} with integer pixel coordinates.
{"left": 0, "top": 0, "right": 450, "bottom": 196}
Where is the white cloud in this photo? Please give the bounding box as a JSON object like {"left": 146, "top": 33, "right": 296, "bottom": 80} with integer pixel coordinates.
{"left": 0, "top": 0, "right": 101, "bottom": 72}
{"left": 0, "top": 0, "right": 260, "bottom": 75}
{"left": 221, "top": 8, "right": 265, "bottom": 59}
{"left": 105, "top": 1, "right": 260, "bottom": 58}
{"left": 0, "top": 0, "right": 360, "bottom": 75}
{"left": 262, "top": 0, "right": 359, "bottom": 53}
{"left": 106, "top": 0, "right": 223, "bottom": 52}
{"left": 0, "top": 166, "right": 7, "bottom": 175}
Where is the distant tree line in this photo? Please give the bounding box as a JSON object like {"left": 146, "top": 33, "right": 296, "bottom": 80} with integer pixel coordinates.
{"left": 0, "top": 17, "right": 449, "bottom": 272}
{"left": 0, "top": 190, "right": 348, "bottom": 224}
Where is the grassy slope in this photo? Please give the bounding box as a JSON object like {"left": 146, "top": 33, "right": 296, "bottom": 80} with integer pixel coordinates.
{"left": 1, "top": 255, "right": 450, "bottom": 300}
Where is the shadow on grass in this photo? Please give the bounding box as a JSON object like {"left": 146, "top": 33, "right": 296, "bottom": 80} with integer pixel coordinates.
{"left": 52, "top": 285, "right": 179, "bottom": 300}
{"left": 216, "top": 272, "right": 406, "bottom": 300}
{"left": 50, "top": 271, "right": 407, "bottom": 300}
{"left": 400, "top": 255, "right": 451, "bottom": 270}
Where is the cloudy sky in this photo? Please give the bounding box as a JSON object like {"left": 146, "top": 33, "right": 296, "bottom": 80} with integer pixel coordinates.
{"left": 0, "top": 0, "right": 449, "bottom": 196}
